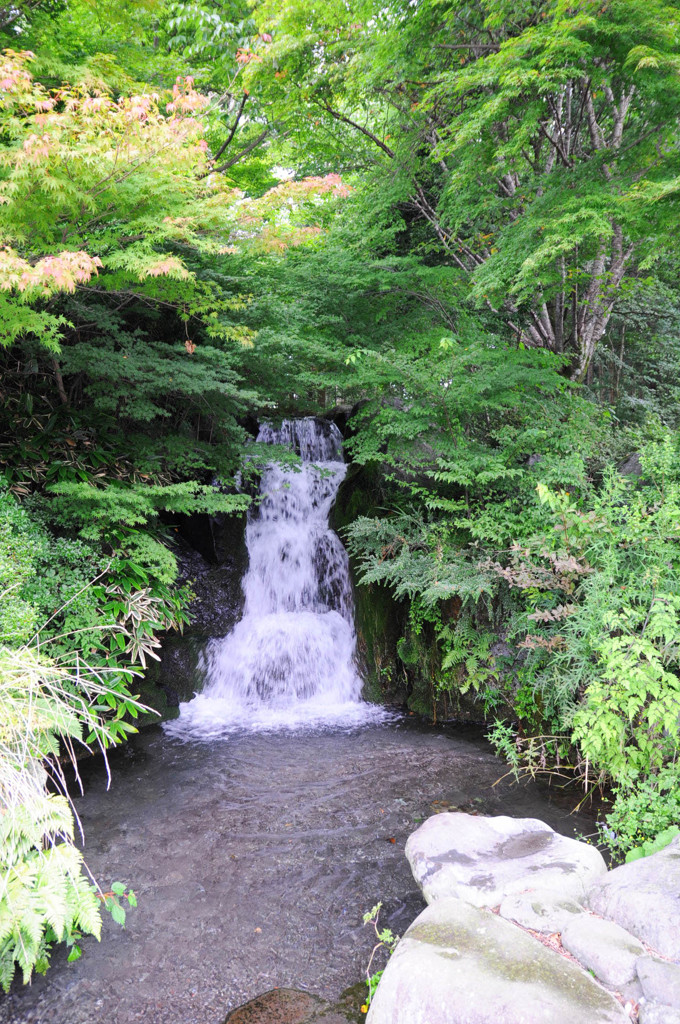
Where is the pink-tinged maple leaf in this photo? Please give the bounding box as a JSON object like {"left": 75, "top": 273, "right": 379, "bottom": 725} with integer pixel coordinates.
{"left": 235, "top": 48, "right": 262, "bottom": 66}
{"left": 0, "top": 249, "right": 102, "bottom": 294}
{"left": 167, "top": 77, "right": 208, "bottom": 116}
{"left": 22, "top": 133, "right": 51, "bottom": 160}
{"left": 139, "top": 256, "right": 190, "bottom": 280}
{"left": 0, "top": 50, "right": 35, "bottom": 100}
{"left": 81, "top": 96, "right": 112, "bottom": 114}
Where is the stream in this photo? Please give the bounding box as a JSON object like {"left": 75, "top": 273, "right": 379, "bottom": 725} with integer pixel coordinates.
{"left": 0, "top": 419, "right": 599, "bottom": 1024}
{"left": 0, "top": 722, "right": 598, "bottom": 1024}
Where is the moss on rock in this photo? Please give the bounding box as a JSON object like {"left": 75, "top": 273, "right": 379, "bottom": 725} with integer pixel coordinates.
{"left": 332, "top": 462, "right": 457, "bottom": 717}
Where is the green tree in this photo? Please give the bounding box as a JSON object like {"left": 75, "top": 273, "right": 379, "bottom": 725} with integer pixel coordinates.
{"left": 249, "top": 0, "right": 680, "bottom": 376}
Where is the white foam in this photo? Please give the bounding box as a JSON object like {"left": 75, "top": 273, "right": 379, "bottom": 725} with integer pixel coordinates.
{"left": 165, "top": 418, "right": 389, "bottom": 740}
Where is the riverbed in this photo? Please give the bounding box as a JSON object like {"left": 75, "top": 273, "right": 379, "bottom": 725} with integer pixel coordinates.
{"left": 0, "top": 718, "right": 598, "bottom": 1024}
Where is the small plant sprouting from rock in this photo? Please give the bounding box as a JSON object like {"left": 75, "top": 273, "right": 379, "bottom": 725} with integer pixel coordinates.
{"left": 361, "top": 903, "right": 399, "bottom": 1013}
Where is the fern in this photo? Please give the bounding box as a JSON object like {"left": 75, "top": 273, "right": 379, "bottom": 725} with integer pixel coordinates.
{"left": 0, "top": 644, "right": 142, "bottom": 989}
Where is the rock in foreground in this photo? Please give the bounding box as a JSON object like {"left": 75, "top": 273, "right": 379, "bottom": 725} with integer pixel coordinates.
{"left": 587, "top": 836, "right": 680, "bottom": 958}
{"left": 406, "top": 812, "right": 606, "bottom": 906}
{"left": 366, "top": 898, "right": 629, "bottom": 1024}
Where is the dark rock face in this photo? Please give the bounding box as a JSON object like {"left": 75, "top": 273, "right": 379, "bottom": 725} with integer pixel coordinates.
{"left": 140, "top": 514, "right": 249, "bottom": 722}
{"left": 617, "top": 452, "right": 643, "bottom": 477}
{"left": 175, "top": 507, "right": 249, "bottom": 577}
{"left": 331, "top": 461, "right": 483, "bottom": 722}
{"left": 329, "top": 461, "right": 412, "bottom": 708}
{"left": 175, "top": 526, "right": 249, "bottom": 635}
{"left": 323, "top": 404, "right": 354, "bottom": 434}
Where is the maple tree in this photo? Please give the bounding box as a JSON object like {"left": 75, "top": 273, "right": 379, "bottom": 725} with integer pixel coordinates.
{"left": 248, "top": 0, "right": 680, "bottom": 378}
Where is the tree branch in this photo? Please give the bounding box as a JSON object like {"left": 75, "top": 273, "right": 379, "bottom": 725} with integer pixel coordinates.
{"left": 210, "top": 92, "right": 249, "bottom": 165}
{"left": 205, "top": 128, "right": 271, "bottom": 176}
{"left": 316, "top": 100, "right": 395, "bottom": 159}
{"left": 537, "top": 120, "right": 573, "bottom": 168}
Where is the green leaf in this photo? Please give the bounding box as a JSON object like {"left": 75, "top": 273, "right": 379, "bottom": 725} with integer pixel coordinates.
{"left": 110, "top": 903, "right": 126, "bottom": 928}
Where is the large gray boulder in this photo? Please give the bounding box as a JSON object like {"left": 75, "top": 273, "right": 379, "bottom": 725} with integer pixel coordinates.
{"left": 587, "top": 836, "right": 680, "bottom": 958}
{"left": 637, "top": 956, "right": 680, "bottom": 1008}
{"left": 560, "top": 915, "right": 644, "bottom": 988}
{"left": 366, "top": 898, "right": 629, "bottom": 1024}
{"left": 406, "top": 813, "right": 607, "bottom": 906}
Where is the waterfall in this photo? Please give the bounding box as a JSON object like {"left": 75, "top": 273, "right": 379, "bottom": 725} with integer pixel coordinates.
{"left": 167, "top": 417, "right": 386, "bottom": 738}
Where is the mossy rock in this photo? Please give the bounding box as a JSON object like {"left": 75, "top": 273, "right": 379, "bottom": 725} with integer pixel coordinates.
{"left": 223, "top": 987, "right": 358, "bottom": 1024}
{"left": 332, "top": 460, "right": 484, "bottom": 722}
{"left": 135, "top": 513, "right": 249, "bottom": 726}
{"left": 136, "top": 634, "right": 207, "bottom": 725}
{"left": 367, "top": 898, "right": 629, "bottom": 1024}
{"left": 331, "top": 463, "right": 440, "bottom": 714}
{"left": 331, "top": 462, "right": 411, "bottom": 705}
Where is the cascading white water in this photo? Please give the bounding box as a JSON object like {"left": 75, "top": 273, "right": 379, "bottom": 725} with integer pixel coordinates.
{"left": 167, "top": 417, "right": 387, "bottom": 738}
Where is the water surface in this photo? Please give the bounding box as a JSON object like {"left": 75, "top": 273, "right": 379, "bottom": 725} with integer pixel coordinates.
{"left": 0, "top": 719, "right": 597, "bottom": 1024}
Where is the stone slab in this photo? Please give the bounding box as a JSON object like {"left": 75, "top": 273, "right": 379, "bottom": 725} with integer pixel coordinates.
{"left": 499, "top": 888, "right": 585, "bottom": 934}
{"left": 637, "top": 957, "right": 680, "bottom": 1008}
{"left": 587, "top": 836, "right": 680, "bottom": 958}
{"left": 560, "top": 915, "right": 644, "bottom": 988}
{"left": 406, "top": 812, "right": 607, "bottom": 907}
{"left": 365, "top": 897, "right": 629, "bottom": 1024}
{"left": 639, "top": 1003, "right": 680, "bottom": 1024}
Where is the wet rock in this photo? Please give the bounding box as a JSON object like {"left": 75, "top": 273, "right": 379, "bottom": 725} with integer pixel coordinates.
{"left": 639, "top": 1003, "right": 680, "bottom": 1024}
{"left": 332, "top": 981, "right": 369, "bottom": 1023}
{"left": 499, "top": 888, "right": 585, "bottom": 934}
{"left": 587, "top": 836, "right": 680, "bottom": 958}
{"left": 637, "top": 956, "right": 680, "bottom": 1008}
{"left": 331, "top": 462, "right": 483, "bottom": 721}
{"left": 176, "top": 506, "right": 249, "bottom": 571}
{"left": 323, "top": 404, "right": 354, "bottom": 433}
{"left": 174, "top": 538, "right": 248, "bottom": 637}
{"left": 366, "top": 897, "right": 629, "bottom": 1024}
{"left": 222, "top": 988, "right": 358, "bottom": 1024}
{"left": 223, "top": 988, "right": 328, "bottom": 1024}
{"left": 139, "top": 527, "right": 250, "bottom": 722}
{"left": 330, "top": 461, "right": 410, "bottom": 706}
{"left": 406, "top": 812, "right": 607, "bottom": 907}
{"left": 560, "top": 915, "right": 644, "bottom": 988}
{"left": 617, "top": 453, "right": 642, "bottom": 477}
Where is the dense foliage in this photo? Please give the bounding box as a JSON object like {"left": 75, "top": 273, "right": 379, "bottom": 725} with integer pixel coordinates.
{"left": 2, "top": 0, "right": 680, "bottom": 985}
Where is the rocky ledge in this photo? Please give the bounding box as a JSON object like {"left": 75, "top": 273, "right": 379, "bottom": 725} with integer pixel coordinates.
{"left": 368, "top": 813, "right": 680, "bottom": 1024}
